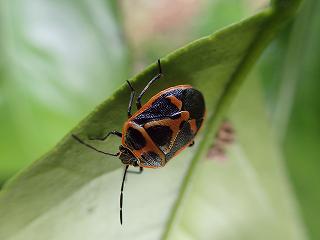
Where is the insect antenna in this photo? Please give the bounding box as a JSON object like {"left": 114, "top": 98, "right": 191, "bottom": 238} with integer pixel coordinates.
{"left": 72, "top": 134, "right": 120, "bottom": 156}
{"left": 120, "top": 165, "right": 129, "bottom": 225}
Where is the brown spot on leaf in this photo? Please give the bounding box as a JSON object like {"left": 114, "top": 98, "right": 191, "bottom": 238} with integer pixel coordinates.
{"left": 207, "top": 120, "right": 235, "bottom": 161}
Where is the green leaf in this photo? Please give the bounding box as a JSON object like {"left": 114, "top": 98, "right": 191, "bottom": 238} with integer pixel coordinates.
{"left": 0, "top": 2, "right": 301, "bottom": 239}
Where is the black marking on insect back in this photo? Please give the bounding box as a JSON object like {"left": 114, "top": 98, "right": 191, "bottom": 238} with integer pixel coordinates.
{"left": 166, "top": 121, "right": 194, "bottom": 161}
{"left": 125, "top": 127, "right": 146, "bottom": 150}
{"left": 146, "top": 125, "right": 173, "bottom": 147}
{"left": 133, "top": 96, "right": 180, "bottom": 125}
{"left": 181, "top": 88, "right": 205, "bottom": 120}
{"left": 140, "top": 152, "right": 162, "bottom": 167}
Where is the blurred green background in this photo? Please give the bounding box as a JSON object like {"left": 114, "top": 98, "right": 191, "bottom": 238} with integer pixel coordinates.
{"left": 0, "top": 0, "right": 319, "bottom": 239}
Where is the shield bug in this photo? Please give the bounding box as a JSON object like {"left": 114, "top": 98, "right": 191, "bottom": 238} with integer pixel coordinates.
{"left": 72, "top": 59, "right": 205, "bottom": 224}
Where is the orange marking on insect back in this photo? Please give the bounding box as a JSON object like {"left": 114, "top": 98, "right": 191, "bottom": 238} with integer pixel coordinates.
{"left": 135, "top": 129, "right": 165, "bottom": 159}
{"left": 166, "top": 95, "right": 182, "bottom": 110}
{"left": 189, "top": 119, "right": 198, "bottom": 134}
{"left": 169, "top": 117, "right": 205, "bottom": 160}
{"left": 144, "top": 111, "right": 190, "bottom": 154}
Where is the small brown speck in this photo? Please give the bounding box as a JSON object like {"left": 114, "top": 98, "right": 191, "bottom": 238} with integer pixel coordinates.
{"left": 207, "top": 120, "right": 235, "bottom": 161}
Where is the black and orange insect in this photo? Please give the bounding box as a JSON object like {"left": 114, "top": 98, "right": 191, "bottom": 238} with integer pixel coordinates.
{"left": 72, "top": 59, "right": 205, "bottom": 224}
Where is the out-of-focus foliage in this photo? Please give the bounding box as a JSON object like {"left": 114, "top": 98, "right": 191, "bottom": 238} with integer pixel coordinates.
{"left": 0, "top": 0, "right": 129, "bottom": 184}
{"left": 258, "top": 0, "right": 320, "bottom": 238}
{"left": 121, "top": 0, "right": 267, "bottom": 66}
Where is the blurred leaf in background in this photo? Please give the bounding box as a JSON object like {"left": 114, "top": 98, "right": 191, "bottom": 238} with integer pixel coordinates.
{"left": 0, "top": 0, "right": 129, "bottom": 184}
{"left": 120, "top": 0, "right": 267, "bottom": 66}
{"left": 258, "top": 0, "right": 320, "bottom": 238}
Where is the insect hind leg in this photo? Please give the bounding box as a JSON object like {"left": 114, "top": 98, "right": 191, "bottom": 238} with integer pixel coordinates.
{"left": 126, "top": 80, "right": 135, "bottom": 118}
{"left": 136, "top": 59, "right": 163, "bottom": 110}
{"left": 89, "top": 131, "right": 122, "bottom": 141}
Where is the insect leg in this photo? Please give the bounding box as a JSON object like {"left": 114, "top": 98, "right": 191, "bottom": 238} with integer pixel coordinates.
{"left": 126, "top": 80, "right": 135, "bottom": 118}
{"left": 89, "top": 131, "right": 122, "bottom": 141}
{"left": 136, "top": 59, "right": 163, "bottom": 110}
{"left": 127, "top": 167, "right": 144, "bottom": 174}
{"left": 72, "top": 134, "right": 120, "bottom": 156}
{"left": 120, "top": 165, "right": 129, "bottom": 225}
